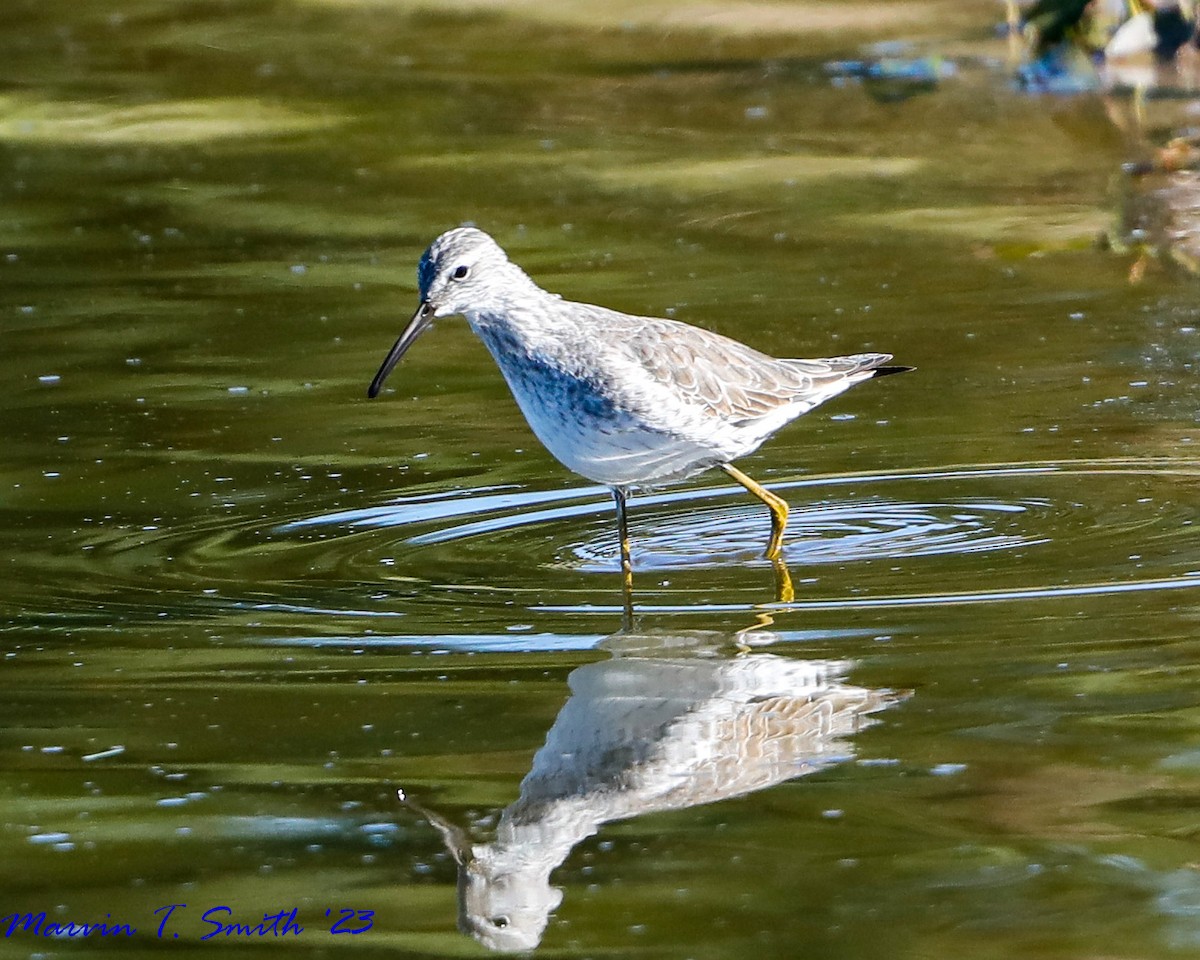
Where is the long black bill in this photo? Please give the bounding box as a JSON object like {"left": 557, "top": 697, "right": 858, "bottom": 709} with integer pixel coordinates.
{"left": 367, "top": 301, "right": 434, "bottom": 398}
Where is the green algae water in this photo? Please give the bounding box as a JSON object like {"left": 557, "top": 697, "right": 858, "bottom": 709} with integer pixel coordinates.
{"left": 3, "top": 1, "right": 1200, "bottom": 956}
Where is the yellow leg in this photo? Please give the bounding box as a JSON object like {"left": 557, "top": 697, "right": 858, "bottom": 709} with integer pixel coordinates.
{"left": 735, "top": 610, "right": 775, "bottom": 652}
{"left": 734, "top": 560, "right": 795, "bottom": 647}
{"left": 612, "top": 486, "right": 634, "bottom": 597}
{"left": 771, "top": 556, "right": 795, "bottom": 604}
{"left": 721, "top": 463, "right": 789, "bottom": 559}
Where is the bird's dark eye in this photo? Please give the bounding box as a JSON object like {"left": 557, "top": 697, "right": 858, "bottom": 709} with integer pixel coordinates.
{"left": 491, "top": 916, "right": 509, "bottom": 929}
{"left": 451, "top": 264, "right": 470, "bottom": 281}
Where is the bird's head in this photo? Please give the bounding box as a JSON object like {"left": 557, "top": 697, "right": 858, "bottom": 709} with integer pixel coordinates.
{"left": 367, "top": 226, "right": 516, "bottom": 398}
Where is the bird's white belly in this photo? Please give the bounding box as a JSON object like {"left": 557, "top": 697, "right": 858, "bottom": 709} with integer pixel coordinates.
{"left": 519, "top": 389, "right": 719, "bottom": 486}
{"left": 538, "top": 417, "right": 716, "bottom": 487}
{"left": 496, "top": 357, "right": 720, "bottom": 487}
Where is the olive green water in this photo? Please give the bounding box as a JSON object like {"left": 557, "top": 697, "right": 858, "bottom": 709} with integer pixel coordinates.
{"left": 3, "top": 1, "right": 1200, "bottom": 956}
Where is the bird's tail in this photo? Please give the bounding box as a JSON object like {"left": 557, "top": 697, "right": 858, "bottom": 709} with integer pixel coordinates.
{"left": 871, "top": 365, "right": 915, "bottom": 379}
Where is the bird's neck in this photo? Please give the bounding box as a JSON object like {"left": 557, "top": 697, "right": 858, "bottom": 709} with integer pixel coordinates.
{"left": 465, "top": 282, "right": 575, "bottom": 360}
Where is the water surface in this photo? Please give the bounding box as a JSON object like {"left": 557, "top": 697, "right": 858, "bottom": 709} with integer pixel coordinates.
{"left": 3, "top": 1, "right": 1200, "bottom": 957}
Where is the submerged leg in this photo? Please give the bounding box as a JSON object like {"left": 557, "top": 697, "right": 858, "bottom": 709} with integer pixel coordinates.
{"left": 771, "top": 555, "right": 795, "bottom": 604}
{"left": 721, "top": 462, "right": 789, "bottom": 559}
{"left": 612, "top": 486, "right": 634, "bottom": 597}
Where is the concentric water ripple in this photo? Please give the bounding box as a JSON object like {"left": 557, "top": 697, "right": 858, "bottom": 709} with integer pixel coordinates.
{"left": 273, "top": 457, "right": 1200, "bottom": 612}
{"left": 10, "top": 458, "right": 1200, "bottom": 626}
{"left": 569, "top": 495, "right": 1048, "bottom": 570}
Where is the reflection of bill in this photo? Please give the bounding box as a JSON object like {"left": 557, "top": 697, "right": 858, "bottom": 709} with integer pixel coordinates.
{"left": 400, "top": 629, "right": 908, "bottom": 952}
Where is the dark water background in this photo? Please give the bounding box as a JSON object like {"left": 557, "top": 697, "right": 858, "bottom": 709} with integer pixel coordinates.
{"left": 3, "top": 1, "right": 1200, "bottom": 956}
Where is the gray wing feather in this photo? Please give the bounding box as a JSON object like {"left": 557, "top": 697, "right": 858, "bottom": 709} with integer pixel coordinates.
{"left": 619, "top": 317, "right": 892, "bottom": 424}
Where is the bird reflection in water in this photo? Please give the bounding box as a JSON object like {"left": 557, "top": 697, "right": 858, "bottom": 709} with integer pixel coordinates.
{"left": 399, "top": 626, "right": 908, "bottom": 952}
